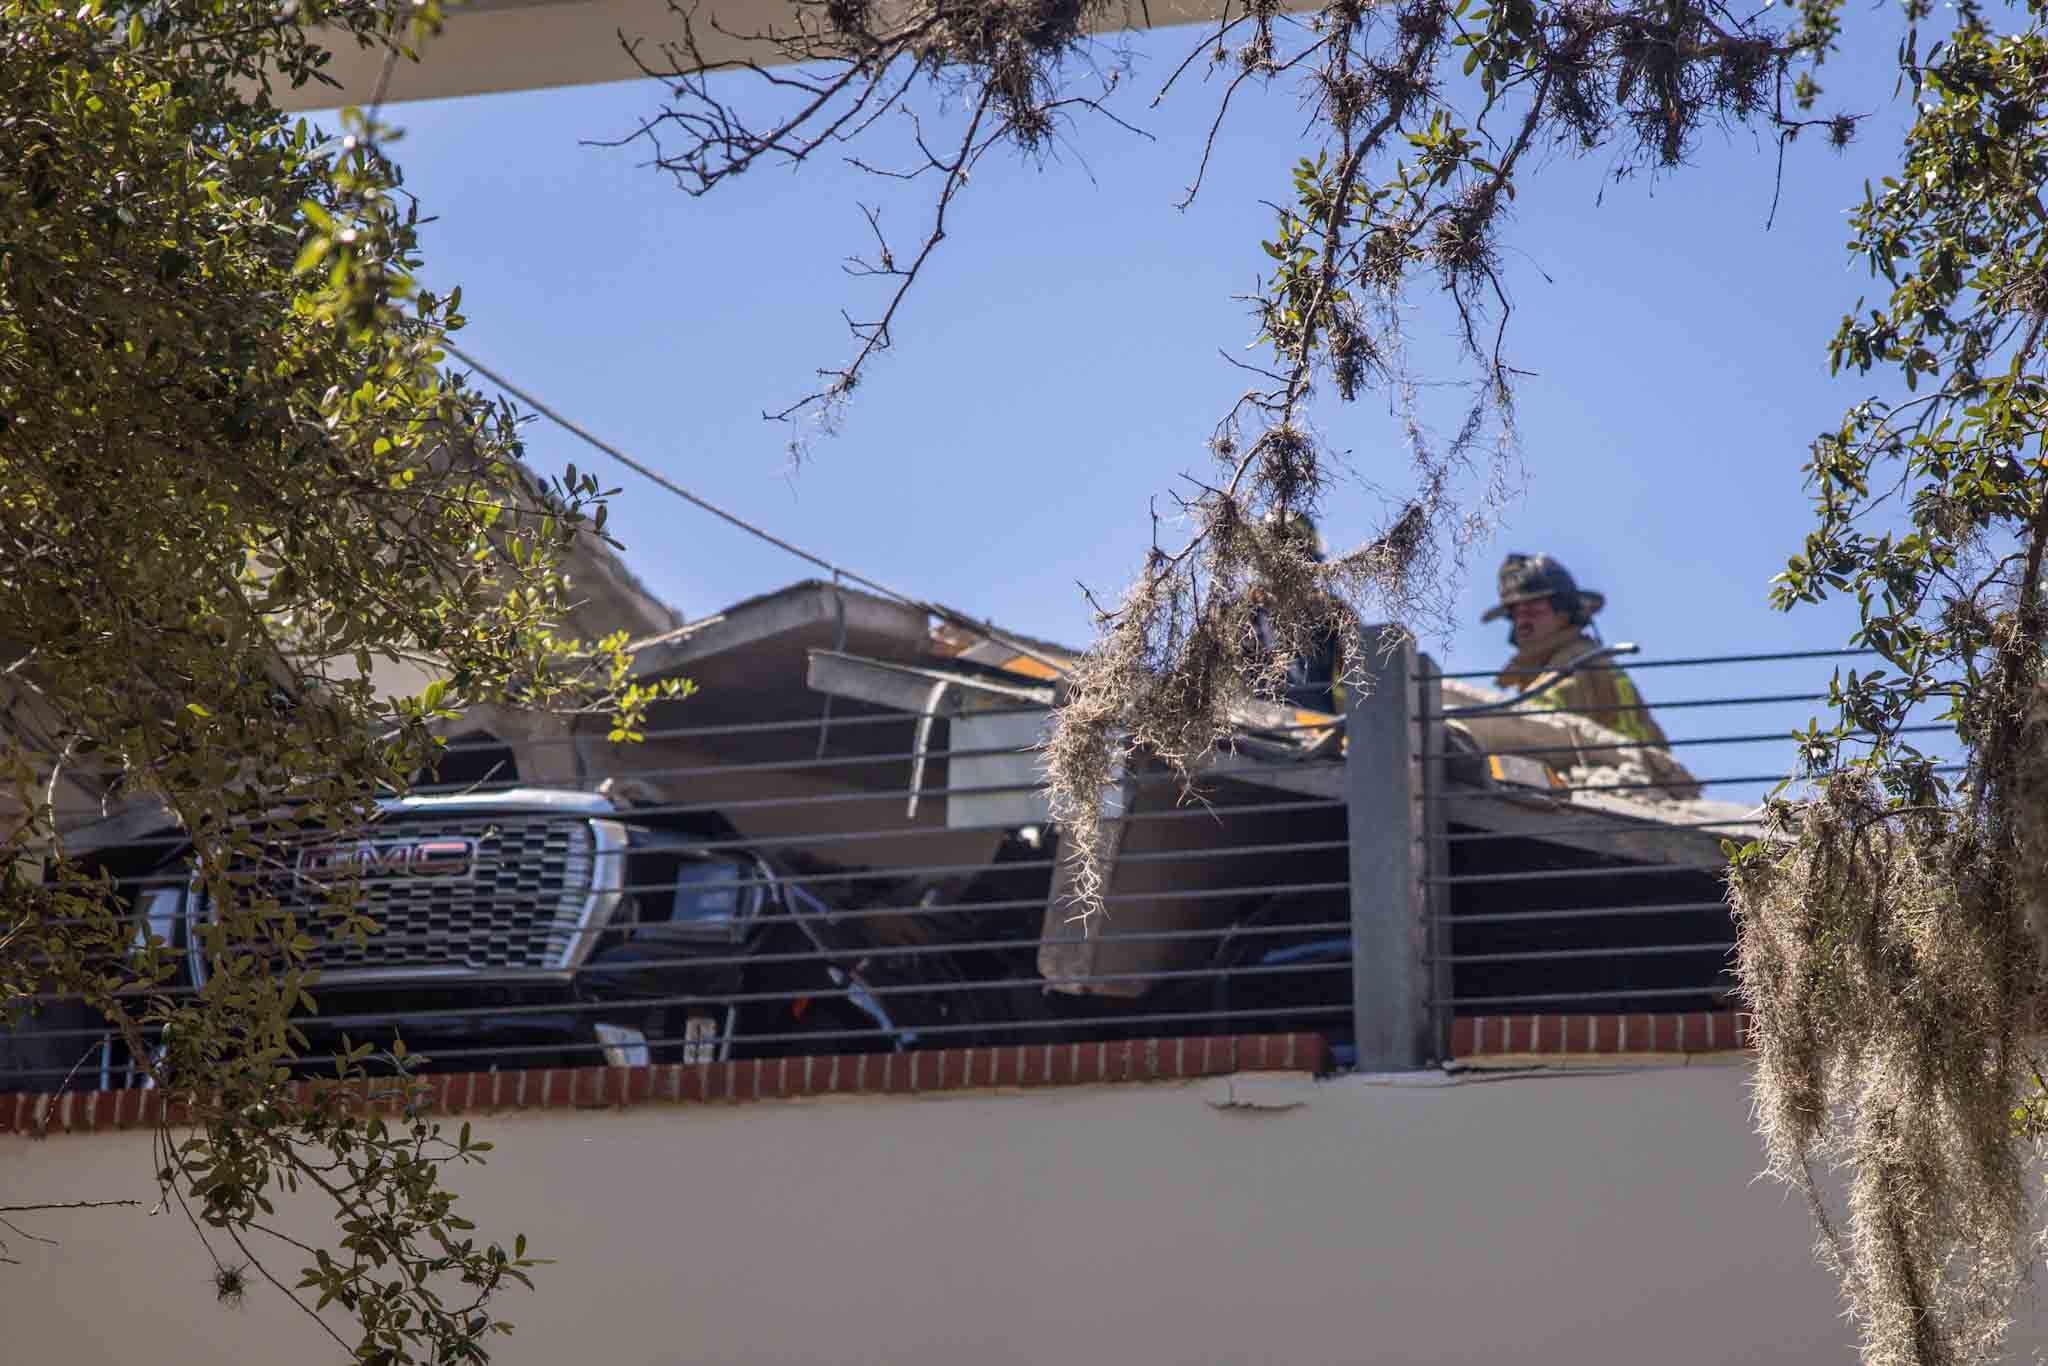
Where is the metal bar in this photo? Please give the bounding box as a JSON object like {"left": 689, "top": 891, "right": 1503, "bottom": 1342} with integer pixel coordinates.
{"left": 1448, "top": 900, "right": 1731, "bottom": 926}
{"left": 51, "top": 718, "right": 1045, "bottom": 785}
{"left": 49, "top": 838, "right": 1352, "bottom": 906}
{"left": 28, "top": 917, "right": 1359, "bottom": 1003}
{"left": 13, "top": 959, "right": 1358, "bottom": 1042}
{"left": 1427, "top": 864, "right": 1722, "bottom": 886}
{"left": 47, "top": 770, "right": 1349, "bottom": 860}
{"left": 47, "top": 920, "right": 1343, "bottom": 986}
{"left": 442, "top": 710, "right": 934, "bottom": 748}
{"left": 1431, "top": 941, "right": 1733, "bottom": 965}
{"left": 1442, "top": 985, "right": 1737, "bottom": 1007}
{"left": 37, "top": 706, "right": 1350, "bottom": 765}
{"left": 1466, "top": 723, "right": 1951, "bottom": 762}
{"left": 678, "top": 796, "right": 1340, "bottom": 854}
{"left": 47, "top": 793, "right": 1347, "bottom": 866}
{"left": 1427, "top": 647, "right": 1875, "bottom": 680}
{"left": 1440, "top": 821, "right": 1763, "bottom": 843}
{"left": 1348, "top": 625, "right": 1425, "bottom": 1070}
{"left": 430, "top": 702, "right": 1331, "bottom": 752}
{"left": 50, "top": 724, "right": 1079, "bottom": 799}
{"left": 0, "top": 1003, "right": 1360, "bottom": 1086}
{"left": 33, "top": 880, "right": 1357, "bottom": 940}
{"left": 1433, "top": 761, "right": 1963, "bottom": 801}
{"left": 33, "top": 898, "right": 1362, "bottom": 1007}
{"left": 399, "top": 744, "right": 1340, "bottom": 795}
{"left": 212, "top": 921, "right": 1363, "bottom": 979}
{"left": 1421, "top": 692, "right": 1828, "bottom": 719}
{"left": 419, "top": 738, "right": 1088, "bottom": 787}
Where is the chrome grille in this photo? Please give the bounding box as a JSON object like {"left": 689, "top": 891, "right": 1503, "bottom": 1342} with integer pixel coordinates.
{"left": 192, "top": 814, "right": 603, "bottom": 984}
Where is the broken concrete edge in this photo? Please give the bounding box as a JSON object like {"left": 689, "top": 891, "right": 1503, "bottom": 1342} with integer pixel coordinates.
{"left": 1201, "top": 1073, "right": 1317, "bottom": 1111}
{"left": 0, "top": 1033, "right": 1330, "bottom": 1139}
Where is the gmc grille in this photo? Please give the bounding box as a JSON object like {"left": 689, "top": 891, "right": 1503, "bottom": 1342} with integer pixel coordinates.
{"left": 189, "top": 814, "right": 618, "bottom": 986}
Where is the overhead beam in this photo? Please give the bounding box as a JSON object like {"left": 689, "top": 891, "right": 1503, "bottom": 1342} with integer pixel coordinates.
{"left": 280, "top": 0, "right": 1250, "bottom": 111}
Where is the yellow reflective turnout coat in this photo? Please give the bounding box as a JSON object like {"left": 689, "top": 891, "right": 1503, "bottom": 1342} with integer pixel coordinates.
{"left": 1494, "top": 627, "right": 1669, "bottom": 748}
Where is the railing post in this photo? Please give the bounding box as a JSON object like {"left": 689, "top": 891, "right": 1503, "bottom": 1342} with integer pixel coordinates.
{"left": 1417, "top": 653, "right": 1451, "bottom": 1062}
{"left": 1346, "top": 626, "right": 1429, "bottom": 1070}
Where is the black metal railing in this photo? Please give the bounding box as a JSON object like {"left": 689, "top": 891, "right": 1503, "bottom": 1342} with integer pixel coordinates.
{"left": 1, "top": 641, "right": 1918, "bottom": 1091}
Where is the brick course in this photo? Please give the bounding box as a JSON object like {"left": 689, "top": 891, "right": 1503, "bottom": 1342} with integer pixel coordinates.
{"left": 0, "top": 1032, "right": 1330, "bottom": 1139}
{"left": 1450, "top": 1010, "right": 1751, "bottom": 1060}
{"left": 0, "top": 1013, "right": 1768, "bottom": 1138}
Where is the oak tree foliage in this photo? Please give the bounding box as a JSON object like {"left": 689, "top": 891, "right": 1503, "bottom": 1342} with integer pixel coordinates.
{"left": 0, "top": 2, "right": 676, "bottom": 1361}
{"left": 1731, "top": 13, "right": 2048, "bottom": 1363}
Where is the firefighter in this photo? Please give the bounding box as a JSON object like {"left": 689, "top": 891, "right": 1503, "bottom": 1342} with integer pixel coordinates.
{"left": 1484, "top": 552, "right": 1668, "bottom": 747}
{"left": 1251, "top": 512, "right": 1346, "bottom": 715}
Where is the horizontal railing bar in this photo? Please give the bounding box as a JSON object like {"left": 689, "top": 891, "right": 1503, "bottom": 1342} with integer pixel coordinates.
{"left": 50, "top": 767, "right": 1349, "bottom": 857}
{"left": 615, "top": 799, "right": 1343, "bottom": 859}
{"left": 419, "top": 736, "right": 1085, "bottom": 786}
{"left": 28, "top": 880, "right": 1355, "bottom": 946}
{"left": 37, "top": 711, "right": 935, "bottom": 781}
{"left": 404, "top": 736, "right": 1340, "bottom": 790}
{"left": 61, "top": 735, "right": 1042, "bottom": 792}
{"left": 1463, "top": 723, "right": 1950, "bottom": 762}
{"left": 1429, "top": 941, "right": 1733, "bottom": 965}
{"left": 442, "top": 710, "right": 937, "bottom": 748}
{"left": 1422, "top": 692, "right": 1827, "bottom": 720}
{"left": 439, "top": 707, "right": 1042, "bottom": 750}
{"left": 629, "top": 801, "right": 1343, "bottom": 860}
{"left": 522, "top": 766, "right": 1342, "bottom": 811}
{"left": 1435, "top": 761, "right": 1963, "bottom": 802}
{"left": 406, "top": 1003, "right": 1353, "bottom": 1052}
{"left": 1426, "top": 647, "right": 1875, "bottom": 680}
{"left": 420, "top": 744, "right": 1034, "bottom": 788}
{"left": 39, "top": 838, "right": 1350, "bottom": 909}
{"left": 1435, "top": 775, "right": 1749, "bottom": 800}
{"left": 1440, "top": 820, "right": 1759, "bottom": 843}
{"left": 132, "top": 921, "right": 1365, "bottom": 982}
{"left": 1427, "top": 864, "right": 1722, "bottom": 886}
{"left": 37, "top": 704, "right": 1344, "bottom": 766}
{"left": 0, "top": 1004, "right": 1358, "bottom": 1087}
{"left": 61, "top": 776, "right": 1085, "bottom": 854}
{"left": 46, "top": 792, "right": 1347, "bottom": 866}
{"left": 470, "top": 731, "right": 1335, "bottom": 784}
{"left": 12, "top": 960, "right": 1356, "bottom": 1043}
{"left": 1439, "top": 985, "right": 1738, "bottom": 1007}
{"left": 1445, "top": 900, "right": 1731, "bottom": 925}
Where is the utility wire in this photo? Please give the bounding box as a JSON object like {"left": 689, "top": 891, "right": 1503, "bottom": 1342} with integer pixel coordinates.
{"left": 441, "top": 342, "right": 1072, "bottom": 680}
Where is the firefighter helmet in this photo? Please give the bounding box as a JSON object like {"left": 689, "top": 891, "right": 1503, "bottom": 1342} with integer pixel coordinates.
{"left": 1480, "top": 552, "right": 1605, "bottom": 626}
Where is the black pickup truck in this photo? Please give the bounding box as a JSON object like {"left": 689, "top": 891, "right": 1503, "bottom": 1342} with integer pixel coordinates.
{"left": 1, "top": 788, "right": 975, "bottom": 1089}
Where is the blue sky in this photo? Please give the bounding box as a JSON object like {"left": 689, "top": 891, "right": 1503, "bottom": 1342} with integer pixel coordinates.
{"left": 331, "top": 17, "right": 1932, "bottom": 792}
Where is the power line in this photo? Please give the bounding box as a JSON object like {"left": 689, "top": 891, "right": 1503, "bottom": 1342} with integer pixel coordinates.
{"left": 441, "top": 342, "right": 1073, "bottom": 680}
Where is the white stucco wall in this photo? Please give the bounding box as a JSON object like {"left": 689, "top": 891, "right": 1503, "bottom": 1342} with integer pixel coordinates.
{"left": 6, "top": 1061, "right": 2039, "bottom": 1365}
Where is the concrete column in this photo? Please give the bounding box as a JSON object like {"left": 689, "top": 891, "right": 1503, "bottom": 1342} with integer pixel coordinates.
{"left": 1345, "top": 627, "right": 1428, "bottom": 1069}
